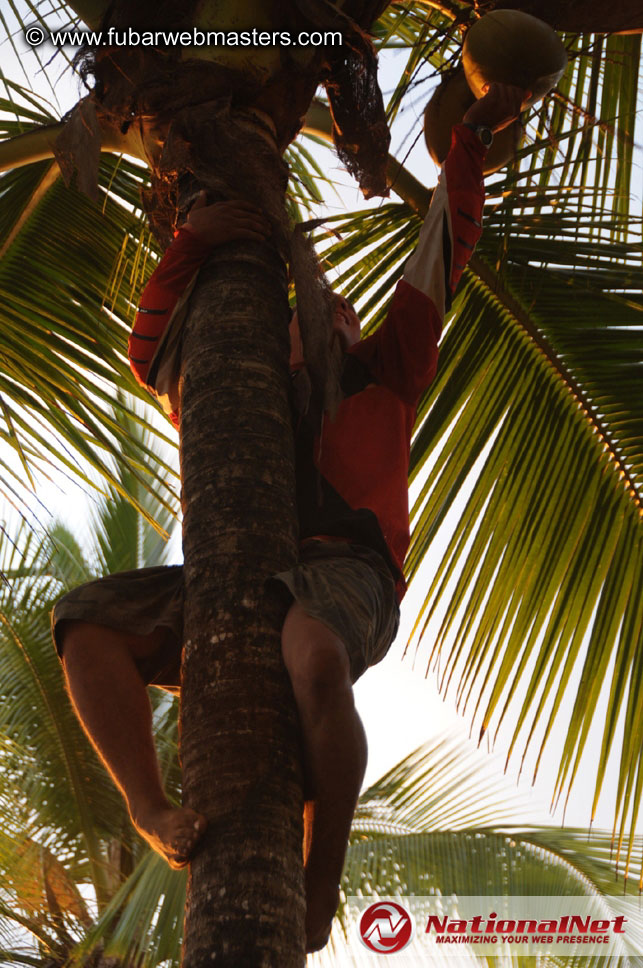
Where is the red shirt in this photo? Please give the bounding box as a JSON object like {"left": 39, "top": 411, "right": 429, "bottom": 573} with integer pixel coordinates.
{"left": 129, "top": 125, "right": 486, "bottom": 599}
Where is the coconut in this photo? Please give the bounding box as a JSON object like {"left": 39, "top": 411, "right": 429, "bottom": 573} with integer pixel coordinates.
{"left": 463, "top": 10, "right": 567, "bottom": 107}
{"left": 423, "top": 68, "right": 523, "bottom": 174}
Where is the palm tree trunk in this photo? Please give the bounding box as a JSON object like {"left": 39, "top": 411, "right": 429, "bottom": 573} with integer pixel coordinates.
{"left": 178, "top": 124, "right": 305, "bottom": 964}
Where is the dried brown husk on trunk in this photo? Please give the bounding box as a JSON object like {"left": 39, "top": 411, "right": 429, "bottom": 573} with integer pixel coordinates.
{"left": 73, "top": 0, "right": 392, "bottom": 200}
{"left": 292, "top": 0, "right": 392, "bottom": 198}
{"left": 53, "top": 97, "right": 102, "bottom": 201}
{"left": 290, "top": 224, "right": 343, "bottom": 422}
{"left": 140, "top": 98, "right": 292, "bottom": 245}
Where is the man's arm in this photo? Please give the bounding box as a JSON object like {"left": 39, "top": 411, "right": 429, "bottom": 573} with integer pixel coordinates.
{"left": 351, "top": 83, "right": 525, "bottom": 406}
{"left": 128, "top": 195, "right": 269, "bottom": 426}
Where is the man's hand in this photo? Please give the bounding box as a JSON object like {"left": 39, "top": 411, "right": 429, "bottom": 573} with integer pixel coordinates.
{"left": 462, "top": 82, "right": 528, "bottom": 133}
{"left": 180, "top": 192, "right": 271, "bottom": 246}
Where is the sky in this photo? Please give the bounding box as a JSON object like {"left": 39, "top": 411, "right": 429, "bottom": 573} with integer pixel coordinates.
{"left": 0, "top": 0, "right": 638, "bottom": 864}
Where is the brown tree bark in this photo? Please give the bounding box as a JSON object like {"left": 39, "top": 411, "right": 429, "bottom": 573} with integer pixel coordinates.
{"left": 178, "top": 125, "right": 305, "bottom": 964}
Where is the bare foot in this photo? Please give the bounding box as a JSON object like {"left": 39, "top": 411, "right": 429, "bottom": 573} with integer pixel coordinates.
{"left": 132, "top": 805, "right": 207, "bottom": 869}
{"left": 305, "top": 868, "right": 339, "bottom": 953}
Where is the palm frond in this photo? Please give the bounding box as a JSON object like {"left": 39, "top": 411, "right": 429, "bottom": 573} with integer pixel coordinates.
{"left": 0, "top": 608, "right": 124, "bottom": 901}
{"left": 371, "top": 3, "right": 642, "bottom": 229}
{"left": 87, "top": 395, "right": 180, "bottom": 573}
{"left": 310, "top": 172, "right": 643, "bottom": 853}
{"left": 0, "top": 95, "right": 181, "bottom": 525}
{"left": 72, "top": 732, "right": 643, "bottom": 968}
{"left": 354, "top": 732, "right": 528, "bottom": 834}
{"left": 335, "top": 742, "right": 643, "bottom": 966}
{"left": 71, "top": 852, "right": 186, "bottom": 968}
{"left": 0, "top": 6, "right": 641, "bottom": 954}
{"left": 0, "top": 76, "right": 347, "bottom": 522}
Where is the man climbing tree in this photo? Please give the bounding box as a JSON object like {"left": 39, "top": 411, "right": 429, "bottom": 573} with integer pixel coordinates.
{"left": 51, "top": 82, "right": 525, "bottom": 953}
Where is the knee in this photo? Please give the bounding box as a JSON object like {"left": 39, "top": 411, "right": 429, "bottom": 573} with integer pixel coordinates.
{"left": 283, "top": 624, "right": 352, "bottom": 714}
{"left": 59, "top": 620, "right": 91, "bottom": 665}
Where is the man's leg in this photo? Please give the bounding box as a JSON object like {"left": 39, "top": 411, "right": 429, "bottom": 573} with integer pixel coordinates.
{"left": 281, "top": 602, "right": 367, "bottom": 952}
{"left": 60, "top": 620, "right": 206, "bottom": 868}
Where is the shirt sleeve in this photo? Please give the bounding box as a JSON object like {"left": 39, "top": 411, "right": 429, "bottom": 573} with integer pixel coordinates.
{"left": 350, "top": 123, "right": 486, "bottom": 405}
{"left": 128, "top": 228, "right": 212, "bottom": 424}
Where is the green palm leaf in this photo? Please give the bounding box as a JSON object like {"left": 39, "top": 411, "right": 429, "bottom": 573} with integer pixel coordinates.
{"left": 307, "top": 157, "right": 643, "bottom": 848}
{"left": 0, "top": 80, "right": 338, "bottom": 523}
{"left": 71, "top": 734, "right": 643, "bottom": 968}
{"left": 0, "top": 93, "right": 180, "bottom": 524}
{"left": 0, "top": 0, "right": 641, "bottom": 901}
{"left": 0, "top": 399, "right": 180, "bottom": 937}
{"left": 372, "top": 4, "right": 641, "bottom": 228}
{"left": 330, "top": 740, "right": 643, "bottom": 967}
{"left": 0, "top": 546, "right": 124, "bottom": 910}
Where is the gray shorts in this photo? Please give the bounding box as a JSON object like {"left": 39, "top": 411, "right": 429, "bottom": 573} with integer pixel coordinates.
{"left": 51, "top": 541, "right": 400, "bottom": 691}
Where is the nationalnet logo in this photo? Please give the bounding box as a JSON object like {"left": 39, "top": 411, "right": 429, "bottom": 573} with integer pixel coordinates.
{"left": 426, "top": 909, "right": 627, "bottom": 946}
{"left": 359, "top": 901, "right": 414, "bottom": 954}
{"left": 347, "top": 896, "right": 642, "bottom": 958}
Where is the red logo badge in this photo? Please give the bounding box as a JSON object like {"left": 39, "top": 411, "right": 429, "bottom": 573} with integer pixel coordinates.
{"left": 359, "top": 901, "right": 414, "bottom": 953}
